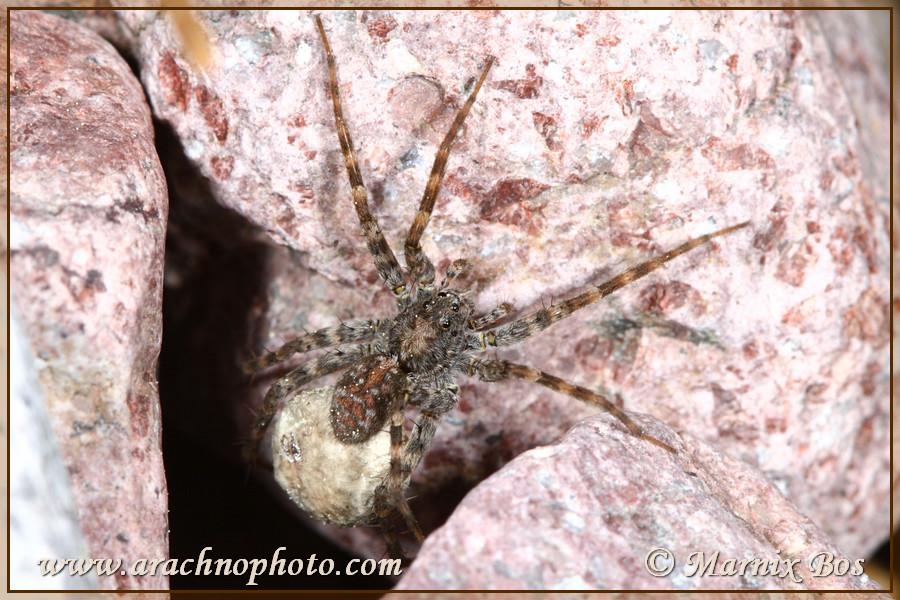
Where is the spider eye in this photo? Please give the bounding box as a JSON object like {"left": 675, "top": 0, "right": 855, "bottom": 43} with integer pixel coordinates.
{"left": 440, "top": 317, "right": 452, "bottom": 330}
{"left": 438, "top": 291, "right": 447, "bottom": 297}
{"left": 423, "top": 300, "right": 432, "bottom": 309}
{"left": 452, "top": 302, "right": 460, "bottom": 312}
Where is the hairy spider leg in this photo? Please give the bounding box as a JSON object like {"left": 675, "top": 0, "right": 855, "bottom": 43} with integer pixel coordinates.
{"left": 374, "top": 405, "right": 423, "bottom": 560}
{"left": 468, "top": 221, "right": 750, "bottom": 351}
{"left": 404, "top": 58, "right": 494, "bottom": 298}
{"left": 315, "top": 16, "right": 410, "bottom": 306}
{"left": 402, "top": 382, "right": 460, "bottom": 484}
{"left": 244, "top": 344, "right": 372, "bottom": 462}
{"left": 469, "top": 302, "right": 514, "bottom": 330}
{"left": 439, "top": 259, "right": 470, "bottom": 290}
{"left": 375, "top": 383, "right": 459, "bottom": 559}
{"left": 244, "top": 318, "right": 388, "bottom": 374}
{"left": 467, "top": 358, "right": 676, "bottom": 453}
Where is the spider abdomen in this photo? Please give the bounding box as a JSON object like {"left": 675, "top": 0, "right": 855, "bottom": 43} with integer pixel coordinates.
{"left": 331, "top": 354, "right": 404, "bottom": 444}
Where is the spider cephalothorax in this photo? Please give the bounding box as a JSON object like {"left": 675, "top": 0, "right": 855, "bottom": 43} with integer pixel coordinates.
{"left": 245, "top": 14, "right": 749, "bottom": 560}
{"left": 389, "top": 288, "right": 475, "bottom": 373}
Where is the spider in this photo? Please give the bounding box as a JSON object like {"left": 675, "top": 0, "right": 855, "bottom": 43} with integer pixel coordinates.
{"left": 244, "top": 15, "right": 750, "bottom": 560}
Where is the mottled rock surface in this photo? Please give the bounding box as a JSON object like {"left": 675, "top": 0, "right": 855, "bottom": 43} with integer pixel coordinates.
{"left": 117, "top": 9, "right": 887, "bottom": 564}
{"left": 9, "top": 11, "right": 169, "bottom": 590}
{"left": 10, "top": 305, "right": 99, "bottom": 590}
{"left": 393, "top": 415, "right": 884, "bottom": 590}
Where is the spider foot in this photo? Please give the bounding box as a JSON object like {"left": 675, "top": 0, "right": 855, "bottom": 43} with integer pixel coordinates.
{"left": 376, "top": 514, "right": 407, "bottom": 562}
{"left": 374, "top": 481, "right": 423, "bottom": 560}
{"left": 241, "top": 439, "right": 262, "bottom": 467}
{"left": 241, "top": 420, "right": 273, "bottom": 468}
{"left": 610, "top": 398, "right": 678, "bottom": 454}
{"left": 638, "top": 431, "right": 678, "bottom": 454}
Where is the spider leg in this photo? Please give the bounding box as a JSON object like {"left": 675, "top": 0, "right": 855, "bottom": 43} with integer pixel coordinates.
{"left": 404, "top": 381, "right": 459, "bottom": 482}
{"left": 376, "top": 515, "right": 403, "bottom": 563}
{"left": 404, "top": 57, "right": 494, "bottom": 297}
{"left": 374, "top": 405, "right": 422, "bottom": 561}
{"left": 244, "top": 318, "right": 388, "bottom": 374}
{"left": 439, "top": 258, "right": 469, "bottom": 290}
{"left": 468, "top": 302, "right": 514, "bottom": 330}
{"left": 468, "top": 221, "right": 750, "bottom": 350}
{"left": 315, "top": 16, "right": 409, "bottom": 306}
{"left": 466, "top": 357, "right": 676, "bottom": 454}
{"left": 244, "top": 344, "right": 371, "bottom": 463}
{"left": 373, "top": 381, "right": 459, "bottom": 559}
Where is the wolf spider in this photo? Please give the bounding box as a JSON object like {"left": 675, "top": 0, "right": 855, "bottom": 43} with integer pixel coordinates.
{"left": 245, "top": 15, "right": 749, "bottom": 560}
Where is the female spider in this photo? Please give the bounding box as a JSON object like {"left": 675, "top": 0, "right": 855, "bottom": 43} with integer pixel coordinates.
{"left": 245, "top": 15, "right": 748, "bottom": 560}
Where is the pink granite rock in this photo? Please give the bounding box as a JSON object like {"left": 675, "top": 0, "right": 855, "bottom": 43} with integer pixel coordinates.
{"left": 10, "top": 11, "right": 169, "bottom": 590}
{"left": 393, "top": 414, "right": 885, "bottom": 590}
{"left": 117, "top": 9, "right": 888, "bottom": 564}
{"left": 10, "top": 306, "right": 99, "bottom": 590}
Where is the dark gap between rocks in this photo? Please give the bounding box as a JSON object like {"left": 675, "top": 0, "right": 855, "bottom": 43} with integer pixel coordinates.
{"left": 154, "top": 119, "right": 390, "bottom": 590}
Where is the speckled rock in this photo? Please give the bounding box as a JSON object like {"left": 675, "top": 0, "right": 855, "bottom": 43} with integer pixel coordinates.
{"left": 393, "top": 415, "right": 885, "bottom": 590}
{"left": 118, "top": 10, "right": 888, "bottom": 561}
{"left": 10, "top": 11, "right": 169, "bottom": 590}
{"left": 10, "top": 305, "right": 98, "bottom": 590}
